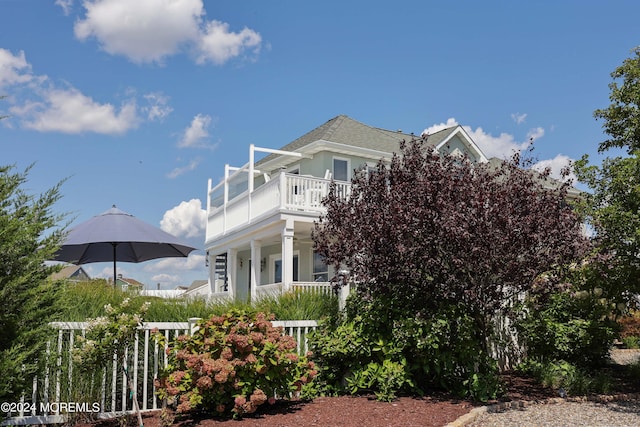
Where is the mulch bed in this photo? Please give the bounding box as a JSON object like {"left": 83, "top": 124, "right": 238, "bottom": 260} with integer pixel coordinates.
{"left": 72, "top": 361, "right": 640, "bottom": 427}
{"left": 69, "top": 372, "right": 556, "bottom": 427}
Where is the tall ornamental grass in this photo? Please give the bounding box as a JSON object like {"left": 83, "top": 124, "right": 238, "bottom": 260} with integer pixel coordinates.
{"left": 55, "top": 280, "right": 337, "bottom": 322}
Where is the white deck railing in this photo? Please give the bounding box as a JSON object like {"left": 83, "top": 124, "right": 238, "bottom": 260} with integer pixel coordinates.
{"left": 251, "top": 281, "right": 334, "bottom": 300}
{"left": 207, "top": 172, "right": 350, "bottom": 240}
{"left": 2, "top": 319, "right": 318, "bottom": 426}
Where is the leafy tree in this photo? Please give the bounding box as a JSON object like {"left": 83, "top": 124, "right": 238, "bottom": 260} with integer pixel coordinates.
{"left": 514, "top": 254, "right": 621, "bottom": 368}
{"left": 312, "top": 139, "right": 587, "bottom": 398}
{"left": 314, "top": 139, "right": 587, "bottom": 348}
{"left": 593, "top": 46, "right": 640, "bottom": 153}
{"left": 0, "top": 164, "right": 67, "bottom": 402}
{"left": 575, "top": 45, "right": 640, "bottom": 307}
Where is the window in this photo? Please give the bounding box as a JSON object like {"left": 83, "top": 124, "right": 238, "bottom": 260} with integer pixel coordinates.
{"left": 287, "top": 165, "right": 300, "bottom": 175}
{"left": 333, "top": 157, "right": 349, "bottom": 182}
{"left": 313, "top": 252, "right": 329, "bottom": 282}
{"left": 358, "top": 162, "right": 379, "bottom": 178}
{"left": 271, "top": 253, "right": 299, "bottom": 283}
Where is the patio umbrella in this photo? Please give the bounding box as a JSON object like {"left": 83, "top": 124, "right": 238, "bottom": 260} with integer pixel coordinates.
{"left": 53, "top": 205, "right": 197, "bottom": 284}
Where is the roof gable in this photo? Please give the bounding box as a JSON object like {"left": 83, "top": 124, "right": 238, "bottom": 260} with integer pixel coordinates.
{"left": 50, "top": 265, "right": 90, "bottom": 281}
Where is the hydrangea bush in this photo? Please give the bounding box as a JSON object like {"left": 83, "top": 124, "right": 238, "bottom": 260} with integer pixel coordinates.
{"left": 154, "top": 311, "right": 316, "bottom": 418}
{"left": 73, "top": 298, "right": 150, "bottom": 426}
{"left": 73, "top": 298, "right": 150, "bottom": 369}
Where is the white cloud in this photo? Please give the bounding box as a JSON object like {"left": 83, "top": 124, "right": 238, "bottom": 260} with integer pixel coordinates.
{"left": 527, "top": 127, "right": 545, "bottom": 142}
{"left": 167, "top": 158, "right": 202, "bottom": 178}
{"left": 149, "top": 273, "right": 182, "bottom": 286}
{"left": 532, "top": 154, "right": 577, "bottom": 183}
{"left": 98, "top": 265, "right": 128, "bottom": 279}
{"left": 0, "top": 49, "right": 33, "bottom": 88}
{"left": 422, "top": 118, "right": 459, "bottom": 135}
{"left": 74, "top": 0, "right": 202, "bottom": 64}
{"left": 1, "top": 49, "right": 165, "bottom": 134}
{"left": 73, "top": 0, "right": 262, "bottom": 65}
{"left": 178, "top": 114, "right": 213, "bottom": 148}
{"left": 424, "top": 118, "right": 577, "bottom": 185}
{"left": 145, "top": 254, "right": 207, "bottom": 286}
{"left": 160, "top": 199, "right": 206, "bottom": 238}
{"left": 423, "top": 117, "right": 533, "bottom": 160}
{"left": 13, "top": 87, "right": 139, "bottom": 134}
{"left": 55, "top": 0, "right": 74, "bottom": 15}
{"left": 148, "top": 253, "right": 205, "bottom": 272}
{"left": 196, "top": 20, "right": 262, "bottom": 65}
{"left": 143, "top": 92, "right": 173, "bottom": 121}
{"left": 511, "top": 113, "right": 527, "bottom": 124}
{"left": 465, "top": 126, "right": 532, "bottom": 160}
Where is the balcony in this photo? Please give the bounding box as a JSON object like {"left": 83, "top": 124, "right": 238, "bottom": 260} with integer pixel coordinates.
{"left": 207, "top": 171, "right": 350, "bottom": 241}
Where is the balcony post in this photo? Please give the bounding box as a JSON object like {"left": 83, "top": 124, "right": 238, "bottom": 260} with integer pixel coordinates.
{"left": 279, "top": 171, "right": 287, "bottom": 209}
{"left": 248, "top": 145, "right": 254, "bottom": 222}
{"left": 223, "top": 164, "right": 230, "bottom": 234}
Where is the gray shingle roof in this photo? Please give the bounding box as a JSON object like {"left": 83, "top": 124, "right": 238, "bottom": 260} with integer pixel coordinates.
{"left": 257, "top": 115, "right": 459, "bottom": 165}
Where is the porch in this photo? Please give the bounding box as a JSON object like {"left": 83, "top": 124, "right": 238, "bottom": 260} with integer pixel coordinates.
{"left": 204, "top": 144, "right": 350, "bottom": 303}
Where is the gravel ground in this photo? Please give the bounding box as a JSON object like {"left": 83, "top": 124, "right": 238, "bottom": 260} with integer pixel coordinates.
{"left": 467, "top": 399, "right": 640, "bottom": 427}
{"left": 609, "top": 349, "right": 640, "bottom": 365}
{"left": 458, "top": 349, "right": 640, "bottom": 427}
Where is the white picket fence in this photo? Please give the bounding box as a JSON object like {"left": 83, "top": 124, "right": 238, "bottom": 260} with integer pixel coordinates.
{"left": 2, "top": 319, "right": 318, "bottom": 426}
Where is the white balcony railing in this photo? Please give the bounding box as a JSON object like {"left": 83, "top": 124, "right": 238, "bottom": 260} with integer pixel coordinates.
{"left": 206, "top": 172, "right": 350, "bottom": 240}
{"left": 250, "top": 281, "right": 333, "bottom": 301}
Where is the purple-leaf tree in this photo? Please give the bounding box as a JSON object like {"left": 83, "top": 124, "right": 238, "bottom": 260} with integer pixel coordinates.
{"left": 313, "top": 137, "right": 589, "bottom": 346}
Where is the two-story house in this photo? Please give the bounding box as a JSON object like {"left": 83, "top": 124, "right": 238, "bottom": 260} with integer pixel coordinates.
{"left": 204, "top": 115, "right": 489, "bottom": 301}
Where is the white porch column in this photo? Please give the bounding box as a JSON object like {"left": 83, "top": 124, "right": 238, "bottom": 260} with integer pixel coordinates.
{"left": 207, "top": 251, "right": 216, "bottom": 294}
{"left": 227, "top": 248, "right": 237, "bottom": 301}
{"left": 250, "top": 239, "right": 261, "bottom": 301}
{"left": 281, "top": 220, "right": 294, "bottom": 292}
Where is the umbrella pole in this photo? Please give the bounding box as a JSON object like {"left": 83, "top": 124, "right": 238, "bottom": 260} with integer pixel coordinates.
{"left": 112, "top": 243, "right": 117, "bottom": 288}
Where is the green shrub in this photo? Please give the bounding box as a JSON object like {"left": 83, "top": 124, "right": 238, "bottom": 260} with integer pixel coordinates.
{"left": 307, "top": 299, "right": 502, "bottom": 402}
{"left": 154, "top": 311, "right": 315, "bottom": 418}
{"left": 628, "top": 360, "right": 640, "bottom": 382}
{"left": 515, "top": 290, "right": 619, "bottom": 368}
{"left": 345, "top": 358, "right": 413, "bottom": 402}
{"left": 394, "top": 305, "right": 502, "bottom": 402}
{"left": 519, "top": 359, "right": 612, "bottom": 395}
{"left": 622, "top": 336, "right": 640, "bottom": 349}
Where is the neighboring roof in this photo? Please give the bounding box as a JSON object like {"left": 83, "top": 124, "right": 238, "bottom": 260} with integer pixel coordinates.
{"left": 50, "top": 265, "right": 90, "bottom": 281}
{"left": 186, "top": 279, "right": 208, "bottom": 292}
{"left": 116, "top": 277, "right": 145, "bottom": 288}
{"left": 486, "top": 157, "right": 583, "bottom": 200}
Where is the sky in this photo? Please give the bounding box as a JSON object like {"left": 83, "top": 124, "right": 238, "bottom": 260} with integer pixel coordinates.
{"left": 2, "top": 0, "right": 639, "bottom": 289}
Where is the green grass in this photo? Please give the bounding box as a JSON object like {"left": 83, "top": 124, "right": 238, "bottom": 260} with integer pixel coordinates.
{"left": 54, "top": 279, "right": 338, "bottom": 322}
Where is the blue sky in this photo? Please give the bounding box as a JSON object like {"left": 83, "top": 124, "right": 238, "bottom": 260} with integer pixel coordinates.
{"left": 2, "top": 0, "right": 638, "bottom": 289}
